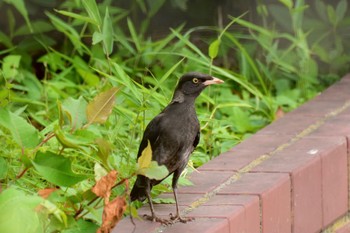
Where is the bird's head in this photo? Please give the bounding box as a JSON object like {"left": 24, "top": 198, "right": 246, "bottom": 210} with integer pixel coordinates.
{"left": 172, "top": 72, "right": 224, "bottom": 102}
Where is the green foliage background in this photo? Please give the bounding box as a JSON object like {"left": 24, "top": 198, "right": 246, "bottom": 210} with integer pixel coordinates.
{"left": 0, "top": 0, "right": 349, "bottom": 232}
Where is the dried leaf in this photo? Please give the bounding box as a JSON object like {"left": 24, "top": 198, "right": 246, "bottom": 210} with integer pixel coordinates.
{"left": 92, "top": 170, "right": 117, "bottom": 200}
{"left": 38, "top": 188, "right": 59, "bottom": 199}
{"left": 97, "top": 196, "right": 127, "bottom": 233}
{"left": 86, "top": 87, "right": 119, "bottom": 125}
{"left": 275, "top": 107, "right": 285, "bottom": 120}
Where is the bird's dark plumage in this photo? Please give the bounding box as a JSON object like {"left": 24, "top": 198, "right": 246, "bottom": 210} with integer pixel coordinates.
{"left": 130, "top": 72, "right": 224, "bottom": 223}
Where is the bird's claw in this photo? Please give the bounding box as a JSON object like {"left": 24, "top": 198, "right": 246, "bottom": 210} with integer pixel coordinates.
{"left": 142, "top": 214, "right": 173, "bottom": 225}
{"left": 169, "top": 213, "right": 194, "bottom": 223}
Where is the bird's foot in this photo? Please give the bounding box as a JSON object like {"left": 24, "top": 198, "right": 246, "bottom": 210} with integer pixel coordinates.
{"left": 169, "top": 213, "right": 194, "bottom": 223}
{"left": 143, "top": 214, "right": 173, "bottom": 225}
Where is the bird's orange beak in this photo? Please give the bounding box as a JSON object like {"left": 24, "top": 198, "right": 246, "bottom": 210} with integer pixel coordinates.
{"left": 203, "top": 77, "right": 224, "bottom": 86}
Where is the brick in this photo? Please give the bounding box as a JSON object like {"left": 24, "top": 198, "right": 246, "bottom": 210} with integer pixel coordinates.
{"left": 252, "top": 136, "right": 350, "bottom": 232}
{"left": 288, "top": 100, "right": 346, "bottom": 117}
{"left": 199, "top": 134, "right": 293, "bottom": 172}
{"left": 177, "top": 171, "right": 233, "bottom": 194}
{"left": 310, "top": 116, "right": 350, "bottom": 137}
{"left": 112, "top": 217, "right": 160, "bottom": 233}
{"left": 218, "top": 173, "right": 291, "bottom": 233}
{"left": 313, "top": 82, "right": 350, "bottom": 101}
{"left": 256, "top": 115, "right": 320, "bottom": 136}
{"left": 292, "top": 158, "right": 322, "bottom": 233}
{"left": 321, "top": 141, "right": 348, "bottom": 227}
{"left": 165, "top": 217, "right": 230, "bottom": 233}
{"left": 203, "top": 194, "right": 260, "bottom": 233}
{"left": 187, "top": 205, "right": 246, "bottom": 233}
{"left": 137, "top": 203, "right": 179, "bottom": 218}
{"left": 252, "top": 138, "right": 332, "bottom": 233}
{"left": 156, "top": 192, "right": 203, "bottom": 206}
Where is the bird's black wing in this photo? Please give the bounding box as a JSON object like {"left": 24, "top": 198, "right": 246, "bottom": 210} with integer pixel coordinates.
{"left": 193, "top": 130, "right": 200, "bottom": 148}
{"left": 136, "top": 113, "right": 163, "bottom": 159}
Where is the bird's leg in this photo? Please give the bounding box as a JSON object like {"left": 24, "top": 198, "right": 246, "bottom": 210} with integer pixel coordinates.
{"left": 169, "top": 172, "right": 194, "bottom": 223}
{"left": 143, "top": 182, "right": 172, "bottom": 225}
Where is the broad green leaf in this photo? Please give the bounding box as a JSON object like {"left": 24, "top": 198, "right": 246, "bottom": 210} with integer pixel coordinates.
{"left": 0, "top": 188, "right": 44, "bottom": 233}
{"left": 81, "top": 0, "right": 102, "bottom": 26}
{"left": 73, "top": 56, "right": 100, "bottom": 86}
{"left": 61, "top": 96, "right": 88, "bottom": 130}
{"left": 61, "top": 219, "right": 99, "bottom": 233}
{"left": 209, "top": 39, "right": 220, "bottom": 59}
{"left": 327, "top": 5, "right": 336, "bottom": 26}
{"left": 95, "top": 138, "right": 111, "bottom": 166}
{"left": 41, "top": 200, "right": 67, "bottom": 226}
{"left": 335, "top": 0, "right": 347, "bottom": 24}
{"left": 94, "top": 162, "right": 108, "bottom": 181}
{"left": 139, "top": 161, "right": 169, "bottom": 180}
{"left": 137, "top": 140, "right": 152, "bottom": 169}
{"left": 55, "top": 9, "right": 99, "bottom": 26}
{"left": 2, "top": 55, "right": 21, "bottom": 79}
{"left": 76, "top": 69, "right": 100, "bottom": 87}
{"left": 137, "top": 141, "right": 169, "bottom": 180}
{"left": 54, "top": 126, "right": 89, "bottom": 149}
{"left": 92, "top": 32, "right": 104, "bottom": 45}
{"left": 102, "top": 7, "right": 114, "bottom": 56}
{"left": 32, "top": 151, "right": 88, "bottom": 187}
{"left": 0, "top": 108, "right": 40, "bottom": 148}
{"left": 86, "top": 87, "right": 119, "bottom": 125}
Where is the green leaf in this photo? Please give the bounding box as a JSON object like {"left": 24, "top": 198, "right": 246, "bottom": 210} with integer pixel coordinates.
{"left": 208, "top": 39, "right": 220, "bottom": 59}
{"left": 61, "top": 219, "right": 98, "bottom": 233}
{"left": 86, "top": 87, "right": 119, "bottom": 125}
{"left": 94, "top": 162, "right": 108, "bottom": 181}
{"left": 46, "top": 12, "right": 84, "bottom": 54}
{"left": 55, "top": 9, "right": 99, "bottom": 26}
{"left": 92, "top": 32, "right": 104, "bottom": 45}
{"left": 335, "top": 0, "right": 347, "bottom": 24}
{"left": 279, "top": 0, "right": 293, "bottom": 9}
{"left": 81, "top": 0, "right": 102, "bottom": 26}
{"left": 0, "top": 108, "right": 40, "bottom": 148}
{"left": 139, "top": 161, "right": 169, "bottom": 180}
{"left": 32, "top": 151, "right": 88, "bottom": 187}
{"left": 95, "top": 138, "right": 111, "bottom": 166}
{"left": 54, "top": 127, "right": 89, "bottom": 149}
{"left": 73, "top": 56, "right": 100, "bottom": 86}
{"left": 4, "top": 0, "right": 33, "bottom": 32}
{"left": 76, "top": 69, "right": 100, "bottom": 87}
{"left": 2, "top": 55, "right": 21, "bottom": 79}
{"left": 0, "top": 188, "right": 44, "bottom": 233}
{"left": 61, "top": 96, "right": 88, "bottom": 130}
{"left": 137, "top": 140, "right": 152, "bottom": 169}
{"left": 0, "top": 157, "right": 8, "bottom": 179}
{"left": 41, "top": 200, "right": 67, "bottom": 227}
{"left": 102, "top": 7, "right": 114, "bottom": 56}
{"left": 327, "top": 5, "right": 336, "bottom": 26}
{"left": 127, "top": 18, "right": 141, "bottom": 52}
{"left": 137, "top": 141, "right": 169, "bottom": 180}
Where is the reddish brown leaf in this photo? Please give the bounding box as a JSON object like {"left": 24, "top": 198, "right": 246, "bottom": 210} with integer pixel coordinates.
{"left": 92, "top": 170, "right": 117, "bottom": 199}
{"left": 38, "top": 188, "right": 59, "bottom": 199}
{"left": 275, "top": 106, "right": 285, "bottom": 120}
{"left": 97, "top": 196, "right": 127, "bottom": 233}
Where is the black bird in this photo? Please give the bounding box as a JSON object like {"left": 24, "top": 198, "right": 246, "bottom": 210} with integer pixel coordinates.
{"left": 130, "top": 72, "right": 224, "bottom": 224}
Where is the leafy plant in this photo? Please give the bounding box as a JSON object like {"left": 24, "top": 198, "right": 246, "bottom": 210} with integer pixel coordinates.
{"left": 0, "top": 0, "right": 348, "bottom": 231}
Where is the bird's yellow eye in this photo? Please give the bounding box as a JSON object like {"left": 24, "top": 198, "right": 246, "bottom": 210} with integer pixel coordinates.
{"left": 192, "top": 78, "right": 199, "bottom": 84}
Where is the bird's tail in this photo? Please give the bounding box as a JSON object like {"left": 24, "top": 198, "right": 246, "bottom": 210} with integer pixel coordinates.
{"left": 130, "top": 175, "right": 148, "bottom": 202}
